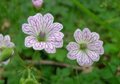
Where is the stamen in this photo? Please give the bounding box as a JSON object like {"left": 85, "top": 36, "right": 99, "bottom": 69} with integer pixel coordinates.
{"left": 37, "top": 32, "right": 46, "bottom": 42}
{"left": 80, "top": 43, "right": 87, "bottom": 50}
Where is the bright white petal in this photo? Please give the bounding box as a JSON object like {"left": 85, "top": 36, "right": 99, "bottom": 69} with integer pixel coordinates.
{"left": 87, "top": 50, "right": 100, "bottom": 62}
{"left": 66, "top": 42, "right": 79, "bottom": 51}
{"left": 25, "top": 36, "right": 36, "bottom": 47}
{"left": 67, "top": 50, "right": 79, "bottom": 60}
{"left": 44, "top": 42, "right": 56, "bottom": 53}
{"left": 77, "top": 51, "right": 93, "bottom": 66}
{"left": 74, "top": 29, "right": 82, "bottom": 43}
{"left": 33, "top": 42, "right": 45, "bottom": 50}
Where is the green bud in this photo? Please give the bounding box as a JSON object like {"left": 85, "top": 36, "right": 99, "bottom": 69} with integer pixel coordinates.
{"left": 20, "top": 78, "right": 25, "bottom": 84}
{"left": 0, "top": 48, "right": 13, "bottom": 62}
{"left": 24, "top": 78, "right": 38, "bottom": 84}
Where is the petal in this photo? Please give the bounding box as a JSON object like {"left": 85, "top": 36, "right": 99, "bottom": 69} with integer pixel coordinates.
{"left": 82, "top": 28, "right": 91, "bottom": 41}
{"left": 43, "top": 13, "right": 54, "bottom": 31}
{"left": 6, "top": 42, "right": 15, "bottom": 48}
{"left": 28, "top": 15, "right": 41, "bottom": 35}
{"left": 0, "top": 34, "right": 3, "bottom": 41}
{"left": 44, "top": 42, "right": 56, "bottom": 53}
{"left": 54, "top": 40, "right": 63, "bottom": 48}
{"left": 87, "top": 50, "right": 100, "bottom": 62}
{"left": 25, "top": 36, "right": 36, "bottom": 47}
{"left": 87, "top": 40, "right": 104, "bottom": 55}
{"left": 94, "top": 47, "right": 104, "bottom": 55}
{"left": 48, "top": 32, "right": 64, "bottom": 41}
{"left": 77, "top": 51, "right": 93, "bottom": 66}
{"left": 33, "top": 42, "right": 45, "bottom": 50}
{"left": 74, "top": 29, "right": 82, "bottom": 43}
{"left": 89, "top": 32, "right": 100, "bottom": 43}
{"left": 35, "top": 13, "right": 44, "bottom": 32}
{"left": 66, "top": 42, "right": 79, "bottom": 51}
{"left": 4, "top": 35, "right": 10, "bottom": 42}
{"left": 67, "top": 50, "right": 79, "bottom": 60}
{"left": 22, "top": 23, "right": 36, "bottom": 36}
{"left": 49, "top": 22, "right": 63, "bottom": 32}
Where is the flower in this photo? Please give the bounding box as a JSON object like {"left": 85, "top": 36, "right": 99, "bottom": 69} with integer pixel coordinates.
{"left": 22, "top": 13, "right": 64, "bottom": 53}
{"left": 66, "top": 28, "right": 104, "bottom": 66}
{"left": 32, "top": 0, "right": 43, "bottom": 8}
{"left": 0, "top": 34, "right": 15, "bottom": 66}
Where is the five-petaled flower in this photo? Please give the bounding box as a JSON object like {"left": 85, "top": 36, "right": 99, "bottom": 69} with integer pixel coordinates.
{"left": 66, "top": 28, "right": 104, "bottom": 66}
{"left": 0, "top": 34, "right": 15, "bottom": 66}
{"left": 22, "top": 13, "right": 64, "bottom": 53}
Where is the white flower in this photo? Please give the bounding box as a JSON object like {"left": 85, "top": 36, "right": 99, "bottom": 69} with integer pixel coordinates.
{"left": 22, "top": 13, "right": 64, "bottom": 53}
{"left": 0, "top": 34, "right": 15, "bottom": 66}
{"left": 66, "top": 28, "right": 104, "bottom": 66}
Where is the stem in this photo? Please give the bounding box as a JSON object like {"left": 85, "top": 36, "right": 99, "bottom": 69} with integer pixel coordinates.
{"left": 26, "top": 60, "right": 82, "bottom": 71}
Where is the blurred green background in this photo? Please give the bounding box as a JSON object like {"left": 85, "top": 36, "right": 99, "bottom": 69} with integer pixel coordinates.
{"left": 0, "top": 0, "right": 120, "bottom": 84}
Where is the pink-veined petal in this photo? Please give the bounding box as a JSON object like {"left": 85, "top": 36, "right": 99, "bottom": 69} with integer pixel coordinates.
{"left": 67, "top": 50, "right": 79, "bottom": 60}
{"left": 66, "top": 42, "right": 79, "bottom": 51}
{"left": 48, "top": 32, "right": 64, "bottom": 41}
{"left": 89, "top": 32, "right": 100, "bottom": 43}
{"left": 33, "top": 42, "right": 45, "bottom": 50}
{"left": 87, "top": 50, "right": 100, "bottom": 62}
{"left": 77, "top": 51, "right": 93, "bottom": 66}
{"left": 25, "top": 36, "right": 36, "bottom": 47}
{"left": 44, "top": 42, "right": 56, "bottom": 53}
{"left": 82, "top": 28, "right": 91, "bottom": 41}
{"left": 43, "top": 13, "right": 54, "bottom": 31}
{"left": 48, "top": 22, "right": 63, "bottom": 33}
{"left": 74, "top": 29, "right": 82, "bottom": 43}
{"left": 22, "top": 23, "right": 36, "bottom": 36}
{"left": 87, "top": 40, "right": 104, "bottom": 55}
{"left": 27, "top": 15, "right": 41, "bottom": 35}
{"left": 54, "top": 40, "right": 63, "bottom": 48}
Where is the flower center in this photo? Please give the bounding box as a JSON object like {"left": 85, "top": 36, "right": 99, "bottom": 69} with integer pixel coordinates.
{"left": 37, "top": 32, "right": 46, "bottom": 42}
{"left": 80, "top": 43, "right": 87, "bottom": 50}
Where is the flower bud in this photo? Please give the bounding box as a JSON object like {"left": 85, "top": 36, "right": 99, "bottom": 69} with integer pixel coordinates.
{"left": 32, "top": 0, "right": 43, "bottom": 9}
{"left": 24, "top": 78, "right": 38, "bottom": 84}
{"left": 0, "top": 48, "right": 13, "bottom": 62}
{"left": 20, "top": 78, "right": 39, "bottom": 84}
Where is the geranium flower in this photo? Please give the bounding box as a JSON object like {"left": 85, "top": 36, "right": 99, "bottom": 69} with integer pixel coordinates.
{"left": 0, "top": 34, "right": 15, "bottom": 66}
{"left": 66, "top": 28, "right": 104, "bottom": 66}
{"left": 22, "top": 13, "right": 64, "bottom": 53}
